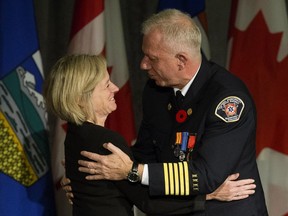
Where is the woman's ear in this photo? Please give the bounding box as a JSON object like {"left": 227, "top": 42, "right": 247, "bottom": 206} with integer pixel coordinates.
{"left": 77, "top": 96, "right": 84, "bottom": 107}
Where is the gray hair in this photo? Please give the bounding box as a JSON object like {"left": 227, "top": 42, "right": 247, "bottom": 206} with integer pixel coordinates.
{"left": 142, "top": 9, "right": 201, "bottom": 55}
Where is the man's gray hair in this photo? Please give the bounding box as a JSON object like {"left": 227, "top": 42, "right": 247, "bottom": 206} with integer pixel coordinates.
{"left": 141, "top": 9, "right": 202, "bottom": 54}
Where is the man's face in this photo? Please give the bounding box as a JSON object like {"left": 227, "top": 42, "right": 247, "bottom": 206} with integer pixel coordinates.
{"left": 140, "top": 30, "right": 182, "bottom": 88}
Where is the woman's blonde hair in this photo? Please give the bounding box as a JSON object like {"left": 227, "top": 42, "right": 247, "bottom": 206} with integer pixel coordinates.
{"left": 43, "top": 54, "right": 107, "bottom": 125}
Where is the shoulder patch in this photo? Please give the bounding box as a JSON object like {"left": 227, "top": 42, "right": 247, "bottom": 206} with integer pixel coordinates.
{"left": 215, "top": 96, "right": 245, "bottom": 123}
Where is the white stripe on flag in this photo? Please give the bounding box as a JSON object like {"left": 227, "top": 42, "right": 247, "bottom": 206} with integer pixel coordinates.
{"left": 68, "top": 12, "right": 105, "bottom": 55}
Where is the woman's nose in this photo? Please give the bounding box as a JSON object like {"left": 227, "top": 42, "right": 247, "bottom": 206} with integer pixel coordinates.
{"left": 111, "top": 82, "right": 119, "bottom": 93}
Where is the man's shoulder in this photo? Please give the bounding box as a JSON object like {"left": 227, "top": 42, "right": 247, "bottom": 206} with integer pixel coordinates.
{"left": 201, "top": 64, "right": 255, "bottom": 113}
{"left": 208, "top": 64, "right": 250, "bottom": 95}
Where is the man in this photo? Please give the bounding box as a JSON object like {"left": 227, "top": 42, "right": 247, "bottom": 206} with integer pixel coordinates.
{"left": 67, "top": 9, "right": 267, "bottom": 215}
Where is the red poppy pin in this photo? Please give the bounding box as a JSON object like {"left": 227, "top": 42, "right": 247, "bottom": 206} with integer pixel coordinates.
{"left": 176, "top": 109, "right": 187, "bottom": 123}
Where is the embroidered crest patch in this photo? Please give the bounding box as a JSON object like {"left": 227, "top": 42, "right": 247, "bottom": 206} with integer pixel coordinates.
{"left": 215, "top": 96, "right": 245, "bottom": 123}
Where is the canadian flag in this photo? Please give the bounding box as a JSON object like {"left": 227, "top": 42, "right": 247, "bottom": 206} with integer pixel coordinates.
{"left": 52, "top": 0, "right": 136, "bottom": 215}
{"left": 68, "top": 0, "right": 136, "bottom": 144}
{"left": 227, "top": 0, "right": 288, "bottom": 215}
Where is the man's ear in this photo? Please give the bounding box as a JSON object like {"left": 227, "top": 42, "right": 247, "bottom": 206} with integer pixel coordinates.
{"left": 176, "top": 53, "right": 187, "bottom": 70}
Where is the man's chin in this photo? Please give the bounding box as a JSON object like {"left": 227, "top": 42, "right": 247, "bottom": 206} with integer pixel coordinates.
{"left": 155, "top": 80, "right": 166, "bottom": 87}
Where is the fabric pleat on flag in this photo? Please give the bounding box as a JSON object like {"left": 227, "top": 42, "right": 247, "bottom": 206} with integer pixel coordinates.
{"left": 0, "top": 0, "right": 56, "bottom": 215}
{"left": 227, "top": 0, "right": 288, "bottom": 215}
{"left": 51, "top": 119, "right": 71, "bottom": 216}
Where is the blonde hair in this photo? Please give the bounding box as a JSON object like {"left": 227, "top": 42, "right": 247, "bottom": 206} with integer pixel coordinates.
{"left": 43, "top": 54, "right": 107, "bottom": 125}
{"left": 142, "top": 9, "right": 201, "bottom": 55}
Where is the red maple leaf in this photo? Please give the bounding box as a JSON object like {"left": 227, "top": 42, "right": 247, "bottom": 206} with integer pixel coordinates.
{"left": 229, "top": 11, "right": 288, "bottom": 156}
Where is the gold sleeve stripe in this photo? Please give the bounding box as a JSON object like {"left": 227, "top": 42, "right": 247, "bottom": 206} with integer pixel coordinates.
{"left": 174, "top": 163, "right": 179, "bottom": 195}
{"left": 163, "top": 162, "right": 191, "bottom": 196}
{"left": 163, "top": 163, "right": 169, "bottom": 195}
{"left": 183, "top": 162, "right": 190, "bottom": 195}
{"left": 168, "top": 163, "right": 174, "bottom": 195}
{"left": 179, "top": 162, "right": 185, "bottom": 195}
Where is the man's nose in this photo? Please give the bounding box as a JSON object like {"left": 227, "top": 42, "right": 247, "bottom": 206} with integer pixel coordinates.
{"left": 140, "top": 57, "right": 151, "bottom": 70}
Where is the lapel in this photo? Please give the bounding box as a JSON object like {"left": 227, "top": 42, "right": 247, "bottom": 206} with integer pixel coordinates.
{"left": 183, "top": 57, "right": 214, "bottom": 107}
{"left": 172, "top": 57, "right": 218, "bottom": 132}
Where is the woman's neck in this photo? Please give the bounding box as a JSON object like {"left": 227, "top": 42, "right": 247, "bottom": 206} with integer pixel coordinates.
{"left": 87, "top": 116, "right": 107, "bottom": 127}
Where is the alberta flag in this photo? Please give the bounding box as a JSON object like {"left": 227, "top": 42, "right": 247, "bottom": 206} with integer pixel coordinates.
{"left": 0, "top": 1, "right": 55, "bottom": 215}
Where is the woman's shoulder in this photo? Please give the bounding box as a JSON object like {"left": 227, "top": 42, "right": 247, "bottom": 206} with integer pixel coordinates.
{"left": 102, "top": 128, "right": 133, "bottom": 158}
{"left": 83, "top": 122, "right": 133, "bottom": 158}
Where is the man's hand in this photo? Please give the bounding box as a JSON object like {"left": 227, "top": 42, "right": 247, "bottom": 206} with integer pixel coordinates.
{"left": 78, "top": 142, "right": 133, "bottom": 180}
{"left": 61, "top": 176, "right": 74, "bottom": 204}
{"left": 206, "top": 173, "right": 256, "bottom": 201}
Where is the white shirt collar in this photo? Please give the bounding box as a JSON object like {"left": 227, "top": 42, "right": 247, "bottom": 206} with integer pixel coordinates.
{"left": 174, "top": 64, "right": 201, "bottom": 96}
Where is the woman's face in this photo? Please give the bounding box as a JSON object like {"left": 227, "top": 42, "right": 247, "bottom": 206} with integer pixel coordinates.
{"left": 90, "top": 71, "right": 119, "bottom": 119}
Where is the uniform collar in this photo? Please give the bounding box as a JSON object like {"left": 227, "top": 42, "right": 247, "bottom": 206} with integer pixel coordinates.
{"left": 173, "top": 63, "right": 201, "bottom": 96}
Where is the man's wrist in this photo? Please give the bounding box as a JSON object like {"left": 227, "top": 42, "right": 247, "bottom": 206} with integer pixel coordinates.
{"left": 127, "top": 161, "right": 141, "bottom": 183}
{"left": 138, "top": 164, "right": 144, "bottom": 180}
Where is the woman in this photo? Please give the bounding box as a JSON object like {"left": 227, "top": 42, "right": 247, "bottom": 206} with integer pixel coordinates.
{"left": 44, "top": 54, "right": 137, "bottom": 216}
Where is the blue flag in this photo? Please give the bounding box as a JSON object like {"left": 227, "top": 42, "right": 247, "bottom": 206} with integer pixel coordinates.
{"left": 157, "top": 0, "right": 205, "bottom": 17}
{"left": 0, "top": 1, "right": 55, "bottom": 215}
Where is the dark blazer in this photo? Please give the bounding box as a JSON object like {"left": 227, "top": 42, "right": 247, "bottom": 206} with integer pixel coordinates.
{"left": 65, "top": 122, "right": 134, "bottom": 216}
{"left": 65, "top": 122, "right": 205, "bottom": 216}
{"left": 132, "top": 57, "right": 268, "bottom": 216}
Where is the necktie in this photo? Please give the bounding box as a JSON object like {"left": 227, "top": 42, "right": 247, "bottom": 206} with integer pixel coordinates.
{"left": 175, "top": 90, "right": 184, "bottom": 107}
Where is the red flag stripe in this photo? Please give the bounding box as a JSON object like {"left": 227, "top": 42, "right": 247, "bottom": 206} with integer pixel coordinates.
{"left": 70, "top": 0, "right": 104, "bottom": 39}
{"left": 106, "top": 80, "right": 136, "bottom": 144}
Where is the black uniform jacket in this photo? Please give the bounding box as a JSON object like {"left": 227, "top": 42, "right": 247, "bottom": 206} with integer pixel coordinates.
{"left": 132, "top": 57, "right": 268, "bottom": 216}
{"left": 65, "top": 122, "right": 205, "bottom": 216}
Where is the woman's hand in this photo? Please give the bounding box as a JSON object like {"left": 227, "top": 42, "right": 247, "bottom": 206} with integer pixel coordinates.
{"left": 206, "top": 173, "right": 256, "bottom": 201}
